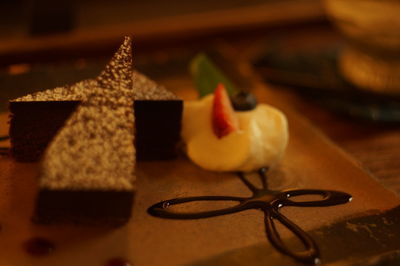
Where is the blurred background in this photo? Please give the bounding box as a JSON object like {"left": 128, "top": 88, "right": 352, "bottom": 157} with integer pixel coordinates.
{"left": 1, "top": 0, "right": 400, "bottom": 193}
{"left": 0, "top": 0, "right": 325, "bottom": 63}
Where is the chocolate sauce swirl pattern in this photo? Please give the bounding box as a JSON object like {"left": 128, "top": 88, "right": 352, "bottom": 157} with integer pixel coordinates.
{"left": 148, "top": 168, "right": 352, "bottom": 264}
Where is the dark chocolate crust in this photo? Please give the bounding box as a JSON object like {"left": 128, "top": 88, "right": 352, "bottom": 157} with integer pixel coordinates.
{"left": 34, "top": 189, "right": 134, "bottom": 226}
{"left": 135, "top": 100, "right": 183, "bottom": 160}
{"left": 9, "top": 101, "right": 79, "bottom": 162}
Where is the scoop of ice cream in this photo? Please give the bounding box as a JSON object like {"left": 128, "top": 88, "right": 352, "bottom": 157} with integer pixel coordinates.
{"left": 181, "top": 94, "right": 288, "bottom": 172}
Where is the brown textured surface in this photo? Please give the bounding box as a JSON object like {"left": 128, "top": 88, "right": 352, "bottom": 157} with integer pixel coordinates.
{"left": 132, "top": 72, "right": 179, "bottom": 100}
{"left": 10, "top": 71, "right": 176, "bottom": 102}
{"left": 0, "top": 75, "right": 399, "bottom": 265}
{"left": 40, "top": 36, "right": 135, "bottom": 190}
{"left": 34, "top": 37, "right": 135, "bottom": 226}
{"left": 11, "top": 79, "right": 96, "bottom": 102}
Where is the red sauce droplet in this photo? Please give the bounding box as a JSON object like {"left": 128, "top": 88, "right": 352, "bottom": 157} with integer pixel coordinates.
{"left": 106, "top": 257, "right": 132, "bottom": 266}
{"left": 24, "top": 237, "right": 55, "bottom": 256}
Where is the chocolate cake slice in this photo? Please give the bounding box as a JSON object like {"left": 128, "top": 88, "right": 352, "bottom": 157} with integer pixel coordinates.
{"left": 132, "top": 72, "right": 182, "bottom": 160}
{"left": 9, "top": 56, "right": 182, "bottom": 162}
{"left": 35, "top": 37, "right": 135, "bottom": 225}
{"left": 9, "top": 80, "right": 93, "bottom": 162}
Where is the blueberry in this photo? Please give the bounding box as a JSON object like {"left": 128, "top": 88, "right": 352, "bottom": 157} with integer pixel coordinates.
{"left": 230, "top": 91, "right": 257, "bottom": 111}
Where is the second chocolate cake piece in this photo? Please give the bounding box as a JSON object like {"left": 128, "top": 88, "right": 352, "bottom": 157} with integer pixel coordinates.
{"left": 35, "top": 37, "right": 135, "bottom": 225}
{"left": 133, "top": 72, "right": 182, "bottom": 160}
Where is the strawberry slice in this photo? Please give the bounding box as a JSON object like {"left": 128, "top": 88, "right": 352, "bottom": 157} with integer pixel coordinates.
{"left": 212, "top": 83, "right": 239, "bottom": 138}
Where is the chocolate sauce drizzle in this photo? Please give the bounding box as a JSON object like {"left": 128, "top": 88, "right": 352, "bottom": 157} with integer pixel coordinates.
{"left": 148, "top": 167, "right": 352, "bottom": 264}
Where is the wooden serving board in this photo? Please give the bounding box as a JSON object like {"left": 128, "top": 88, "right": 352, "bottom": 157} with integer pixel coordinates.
{"left": 0, "top": 82, "right": 399, "bottom": 266}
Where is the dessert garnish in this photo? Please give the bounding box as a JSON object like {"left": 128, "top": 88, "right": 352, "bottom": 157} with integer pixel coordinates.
{"left": 182, "top": 84, "right": 288, "bottom": 172}
{"left": 230, "top": 90, "right": 257, "bottom": 111}
{"left": 184, "top": 54, "right": 289, "bottom": 172}
{"left": 149, "top": 168, "right": 352, "bottom": 264}
{"left": 190, "top": 53, "right": 237, "bottom": 97}
{"left": 212, "top": 83, "right": 239, "bottom": 138}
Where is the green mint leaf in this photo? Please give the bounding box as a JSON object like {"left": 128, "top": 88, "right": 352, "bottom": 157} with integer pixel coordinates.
{"left": 190, "top": 53, "right": 237, "bottom": 98}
